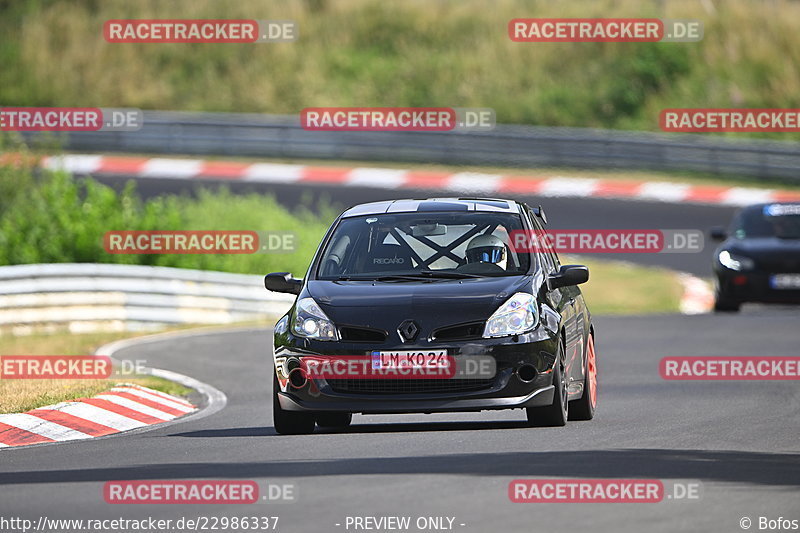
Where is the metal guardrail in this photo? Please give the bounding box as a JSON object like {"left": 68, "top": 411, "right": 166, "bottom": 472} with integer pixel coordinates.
{"left": 0, "top": 263, "right": 295, "bottom": 334}
{"left": 24, "top": 111, "right": 800, "bottom": 182}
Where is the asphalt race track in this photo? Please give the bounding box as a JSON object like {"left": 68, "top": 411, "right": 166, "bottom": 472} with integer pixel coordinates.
{"left": 1, "top": 312, "right": 798, "bottom": 532}
{"left": 2, "top": 175, "right": 797, "bottom": 533}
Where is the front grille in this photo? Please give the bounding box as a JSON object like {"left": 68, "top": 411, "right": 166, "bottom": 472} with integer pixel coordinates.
{"left": 338, "top": 326, "right": 388, "bottom": 342}
{"left": 432, "top": 321, "right": 484, "bottom": 341}
{"left": 758, "top": 259, "right": 800, "bottom": 273}
{"left": 327, "top": 378, "right": 494, "bottom": 394}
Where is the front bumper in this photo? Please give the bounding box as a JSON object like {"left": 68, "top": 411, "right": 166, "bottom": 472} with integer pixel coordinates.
{"left": 277, "top": 384, "right": 555, "bottom": 414}
{"left": 716, "top": 270, "right": 800, "bottom": 304}
{"left": 273, "top": 332, "right": 559, "bottom": 414}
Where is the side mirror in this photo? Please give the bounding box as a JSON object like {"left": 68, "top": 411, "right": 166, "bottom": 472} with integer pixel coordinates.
{"left": 531, "top": 205, "right": 548, "bottom": 225}
{"left": 710, "top": 226, "right": 727, "bottom": 241}
{"left": 549, "top": 265, "right": 589, "bottom": 289}
{"left": 264, "top": 272, "right": 302, "bottom": 295}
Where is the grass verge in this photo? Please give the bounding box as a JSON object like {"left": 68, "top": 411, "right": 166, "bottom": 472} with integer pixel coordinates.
{"left": 0, "top": 328, "right": 199, "bottom": 414}
{"left": 563, "top": 254, "right": 684, "bottom": 315}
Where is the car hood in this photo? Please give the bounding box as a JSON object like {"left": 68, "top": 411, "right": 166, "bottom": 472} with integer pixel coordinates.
{"left": 306, "top": 276, "right": 533, "bottom": 332}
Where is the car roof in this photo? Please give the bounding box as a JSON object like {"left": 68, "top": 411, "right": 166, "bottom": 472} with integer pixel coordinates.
{"left": 738, "top": 201, "right": 800, "bottom": 215}
{"left": 341, "top": 198, "right": 522, "bottom": 218}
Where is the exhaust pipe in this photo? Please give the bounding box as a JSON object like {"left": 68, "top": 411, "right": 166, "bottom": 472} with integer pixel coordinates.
{"left": 517, "top": 364, "right": 538, "bottom": 383}
{"left": 284, "top": 357, "right": 307, "bottom": 389}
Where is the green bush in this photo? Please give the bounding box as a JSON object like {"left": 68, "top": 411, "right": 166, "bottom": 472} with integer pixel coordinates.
{"left": 146, "top": 187, "right": 336, "bottom": 276}
{"left": 0, "top": 165, "right": 333, "bottom": 276}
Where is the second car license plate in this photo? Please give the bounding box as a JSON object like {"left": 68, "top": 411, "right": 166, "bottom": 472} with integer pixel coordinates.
{"left": 770, "top": 274, "right": 800, "bottom": 289}
{"left": 371, "top": 350, "right": 448, "bottom": 370}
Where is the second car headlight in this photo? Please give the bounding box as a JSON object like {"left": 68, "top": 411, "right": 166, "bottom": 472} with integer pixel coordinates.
{"left": 483, "top": 292, "right": 538, "bottom": 338}
{"left": 292, "top": 297, "right": 338, "bottom": 340}
{"left": 718, "top": 250, "right": 755, "bottom": 271}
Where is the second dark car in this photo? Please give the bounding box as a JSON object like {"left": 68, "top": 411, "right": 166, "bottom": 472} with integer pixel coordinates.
{"left": 711, "top": 202, "right": 800, "bottom": 312}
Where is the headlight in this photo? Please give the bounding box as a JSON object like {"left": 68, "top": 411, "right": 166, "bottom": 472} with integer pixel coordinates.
{"left": 483, "top": 292, "right": 538, "bottom": 338}
{"left": 718, "top": 250, "right": 754, "bottom": 271}
{"left": 292, "top": 297, "right": 338, "bottom": 340}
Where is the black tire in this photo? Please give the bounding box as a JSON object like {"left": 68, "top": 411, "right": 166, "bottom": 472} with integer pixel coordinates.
{"left": 526, "top": 339, "right": 568, "bottom": 427}
{"left": 569, "top": 333, "right": 597, "bottom": 421}
{"left": 713, "top": 292, "right": 741, "bottom": 312}
{"left": 272, "top": 373, "right": 315, "bottom": 435}
{"left": 315, "top": 412, "right": 352, "bottom": 429}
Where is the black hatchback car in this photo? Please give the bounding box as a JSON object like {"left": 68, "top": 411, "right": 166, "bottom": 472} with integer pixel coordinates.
{"left": 265, "top": 198, "right": 596, "bottom": 434}
{"left": 711, "top": 202, "right": 800, "bottom": 312}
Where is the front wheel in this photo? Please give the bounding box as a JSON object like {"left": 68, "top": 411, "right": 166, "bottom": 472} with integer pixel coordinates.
{"left": 272, "top": 373, "right": 316, "bottom": 435}
{"left": 526, "top": 339, "right": 568, "bottom": 427}
{"left": 569, "top": 333, "right": 597, "bottom": 421}
{"left": 713, "top": 291, "right": 741, "bottom": 312}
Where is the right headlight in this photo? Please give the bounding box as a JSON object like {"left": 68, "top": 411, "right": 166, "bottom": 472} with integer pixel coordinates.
{"left": 291, "top": 297, "right": 338, "bottom": 340}
{"left": 483, "top": 292, "right": 538, "bottom": 338}
{"left": 718, "top": 250, "right": 755, "bottom": 271}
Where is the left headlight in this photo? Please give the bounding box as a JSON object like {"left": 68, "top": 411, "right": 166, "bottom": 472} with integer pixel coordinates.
{"left": 483, "top": 292, "right": 538, "bottom": 338}
{"left": 718, "top": 250, "right": 754, "bottom": 271}
{"left": 291, "top": 297, "right": 338, "bottom": 340}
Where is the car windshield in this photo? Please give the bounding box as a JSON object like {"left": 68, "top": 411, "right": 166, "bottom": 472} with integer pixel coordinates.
{"left": 316, "top": 211, "right": 532, "bottom": 280}
{"left": 732, "top": 204, "right": 800, "bottom": 239}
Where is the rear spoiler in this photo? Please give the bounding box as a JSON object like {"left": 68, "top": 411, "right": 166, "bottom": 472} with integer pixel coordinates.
{"left": 531, "top": 205, "right": 547, "bottom": 225}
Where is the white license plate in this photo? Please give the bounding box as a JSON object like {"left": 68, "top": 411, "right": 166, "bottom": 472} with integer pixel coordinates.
{"left": 371, "top": 350, "right": 448, "bottom": 370}
{"left": 770, "top": 274, "right": 800, "bottom": 289}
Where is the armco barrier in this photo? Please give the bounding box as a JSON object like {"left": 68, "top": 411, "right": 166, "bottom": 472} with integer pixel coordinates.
{"left": 0, "top": 263, "right": 295, "bottom": 334}
{"left": 21, "top": 111, "right": 800, "bottom": 182}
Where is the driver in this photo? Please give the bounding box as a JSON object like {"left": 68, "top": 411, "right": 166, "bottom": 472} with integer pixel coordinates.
{"left": 465, "top": 234, "right": 507, "bottom": 270}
